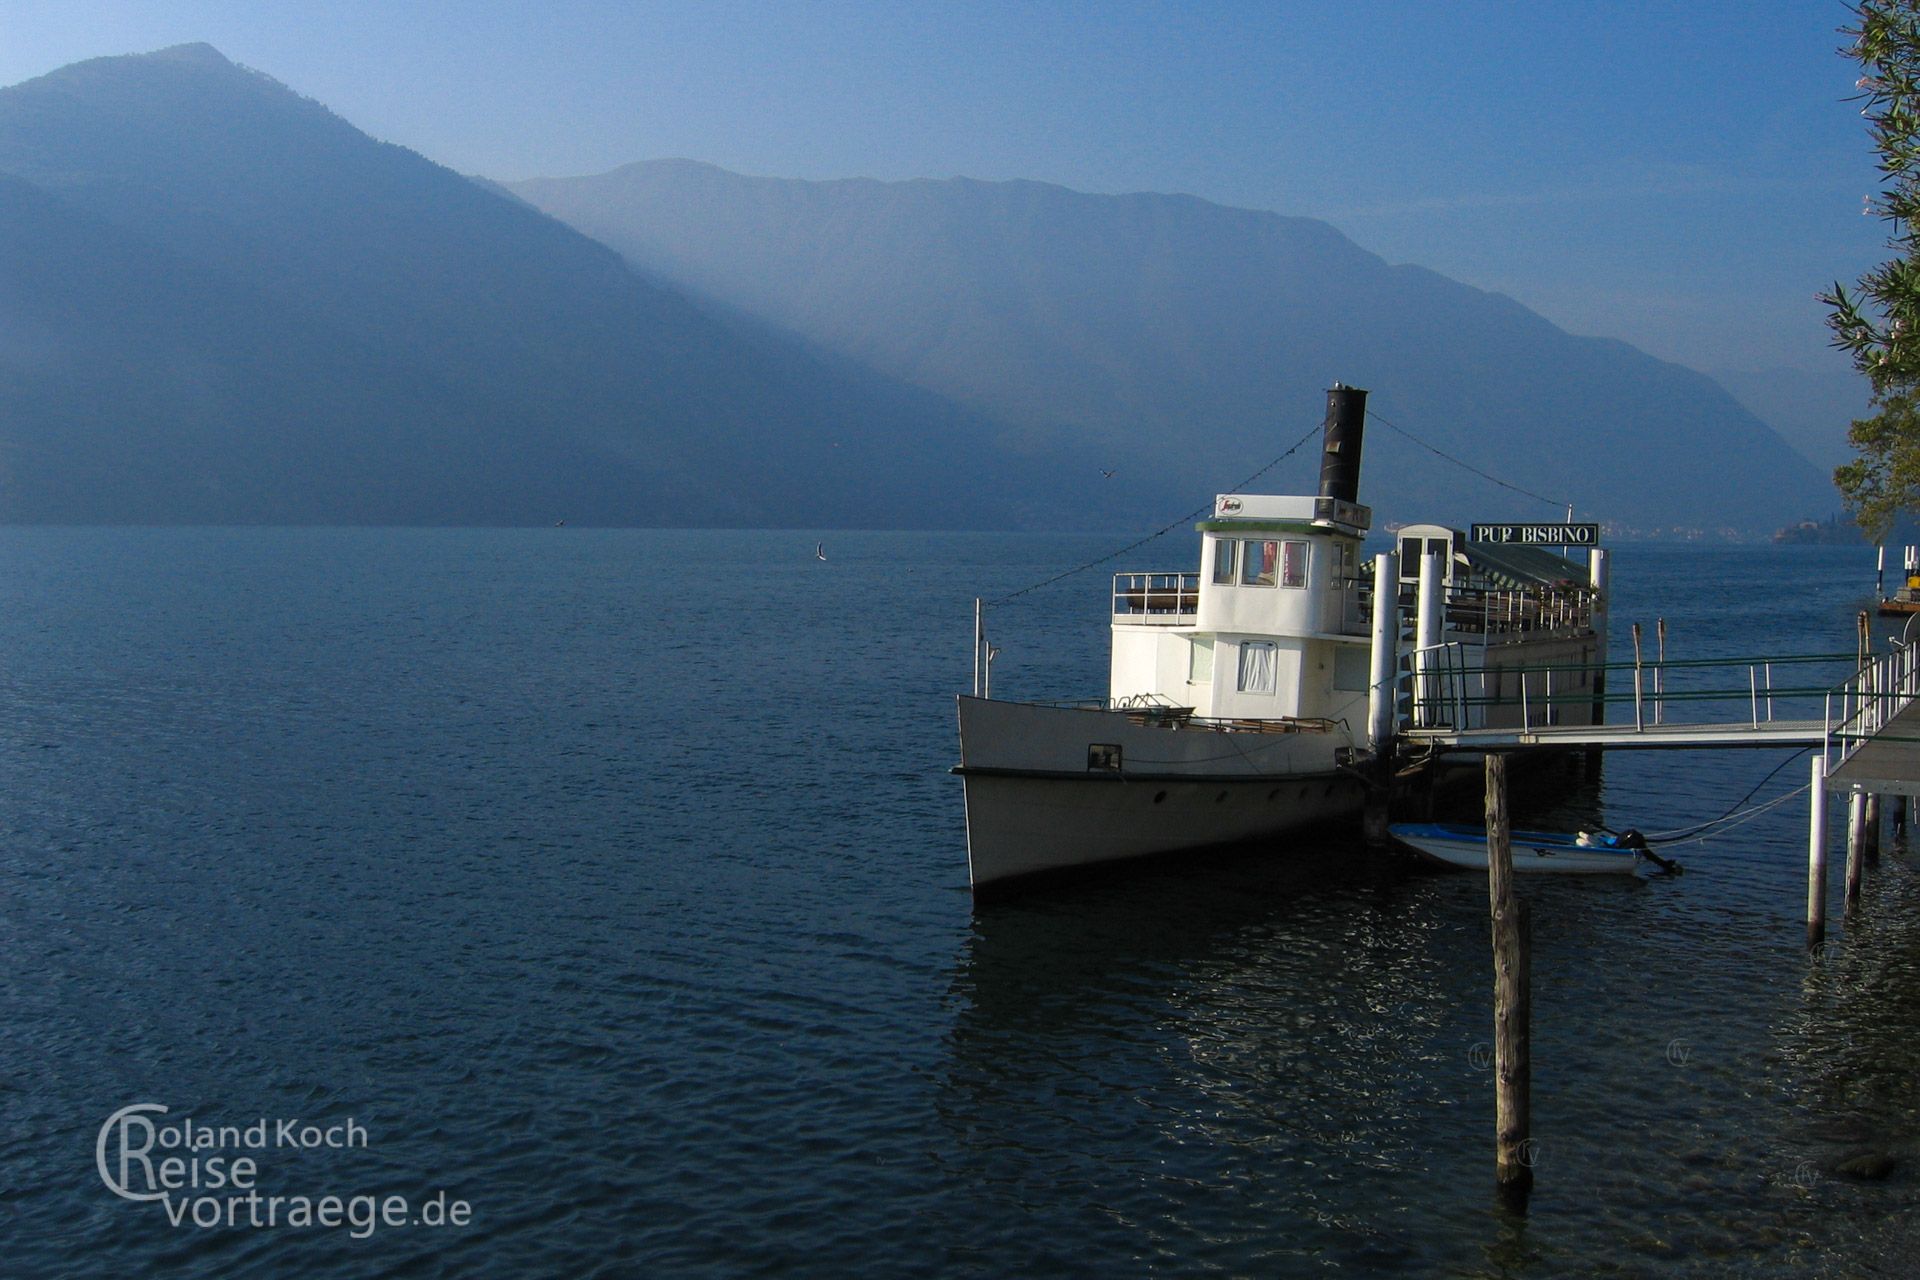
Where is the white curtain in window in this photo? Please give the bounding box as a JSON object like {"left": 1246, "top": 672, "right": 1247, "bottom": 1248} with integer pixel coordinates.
{"left": 1237, "top": 641, "right": 1277, "bottom": 694}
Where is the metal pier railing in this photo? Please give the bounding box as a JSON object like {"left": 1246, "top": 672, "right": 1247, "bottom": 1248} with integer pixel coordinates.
{"left": 1399, "top": 644, "right": 1852, "bottom": 750}
{"left": 1825, "top": 639, "right": 1920, "bottom": 777}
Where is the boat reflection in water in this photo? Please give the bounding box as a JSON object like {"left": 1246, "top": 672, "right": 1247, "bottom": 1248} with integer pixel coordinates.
{"left": 929, "top": 802, "right": 1920, "bottom": 1274}
{"left": 935, "top": 846, "right": 1475, "bottom": 1271}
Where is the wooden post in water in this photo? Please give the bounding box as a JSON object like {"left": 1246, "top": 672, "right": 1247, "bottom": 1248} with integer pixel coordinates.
{"left": 1808, "top": 757, "right": 1829, "bottom": 949}
{"left": 1654, "top": 617, "right": 1667, "bottom": 726}
{"left": 1485, "top": 754, "right": 1532, "bottom": 1206}
{"left": 1846, "top": 788, "right": 1866, "bottom": 909}
{"left": 1631, "top": 623, "right": 1644, "bottom": 731}
{"left": 1895, "top": 793, "right": 1909, "bottom": 842}
{"left": 1865, "top": 794, "right": 1882, "bottom": 868}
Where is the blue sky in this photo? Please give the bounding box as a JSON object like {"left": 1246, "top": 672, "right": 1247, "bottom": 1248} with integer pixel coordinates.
{"left": 0, "top": 1, "right": 1889, "bottom": 460}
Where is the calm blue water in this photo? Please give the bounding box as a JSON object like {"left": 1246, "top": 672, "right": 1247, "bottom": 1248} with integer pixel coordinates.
{"left": 2, "top": 530, "right": 1915, "bottom": 1276}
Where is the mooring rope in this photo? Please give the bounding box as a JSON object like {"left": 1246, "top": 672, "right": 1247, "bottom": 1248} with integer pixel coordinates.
{"left": 1647, "top": 782, "right": 1813, "bottom": 849}
{"left": 1641, "top": 748, "right": 1812, "bottom": 842}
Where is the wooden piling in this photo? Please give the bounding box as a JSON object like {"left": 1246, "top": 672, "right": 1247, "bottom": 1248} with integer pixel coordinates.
{"left": 1808, "top": 756, "right": 1828, "bottom": 950}
{"left": 1865, "top": 794, "right": 1882, "bottom": 867}
{"left": 1485, "top": 754, "right": 1532, "bottom": 1206}
{"left": 1847, "top": 789, "right": 1866, "bottom": 908}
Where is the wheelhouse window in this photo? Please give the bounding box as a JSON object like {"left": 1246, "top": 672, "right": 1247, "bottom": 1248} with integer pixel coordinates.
{"left": 1212, "top": 539, "right": 1237, "bottom": 584}
{"left": 1217, "top": 537, "right": 1309, "bottom": 588}
{"left": 1239, "top": 539, "right": 1278, "bottom": 586}
{"left": 1281, "top": 540, "right": 1308, "bottom": 588}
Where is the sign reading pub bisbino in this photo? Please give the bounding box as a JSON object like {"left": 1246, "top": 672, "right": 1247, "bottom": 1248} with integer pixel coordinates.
{"left": 1469, "top": 523, "right": 1600, "bottom": 546}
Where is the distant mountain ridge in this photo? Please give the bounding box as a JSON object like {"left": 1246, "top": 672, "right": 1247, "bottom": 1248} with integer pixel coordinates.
{"left": 0, "top": 45, "right": 1072, "bottom": 526}
{"left": 0, "top": 44, "right": 1842, "bottom": 532}
{"left": 513, "top": 159, "right": 1837, "bottom": 534}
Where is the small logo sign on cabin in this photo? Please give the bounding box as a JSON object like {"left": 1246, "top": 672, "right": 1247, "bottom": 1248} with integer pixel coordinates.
{"left": 1470, "top": 523, "right": 1600, "bottom": 546}
{"left": 1217, "top": 496, "right": 1243, "bottom": 516}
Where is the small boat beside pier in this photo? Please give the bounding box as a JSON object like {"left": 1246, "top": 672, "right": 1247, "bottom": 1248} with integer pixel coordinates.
{"left": 1389, "top": 822, "right": 1648, "bottom": 874}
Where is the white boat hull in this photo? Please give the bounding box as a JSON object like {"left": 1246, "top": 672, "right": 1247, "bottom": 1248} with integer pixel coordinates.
{"left": 956, "top": 696, "right": 1363, "bottom": 892}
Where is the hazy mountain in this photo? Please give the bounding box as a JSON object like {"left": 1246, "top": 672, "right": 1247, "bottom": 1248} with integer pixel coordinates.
{"left": 513, "top": 159, "right": 1838, "bottom": 534}
{"left": 0, "top": 45, "right": 1066, "bottom": 526}
{"left": 1713, "top": 362, "right": 1867, "bottom": 476}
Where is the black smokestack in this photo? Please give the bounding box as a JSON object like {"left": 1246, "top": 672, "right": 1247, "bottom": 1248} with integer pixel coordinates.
{"left": 1317, "top": 383, "right": 1368, "bottom": 504}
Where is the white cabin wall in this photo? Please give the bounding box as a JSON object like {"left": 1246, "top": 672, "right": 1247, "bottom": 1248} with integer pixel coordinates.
{"left": 1109, "top": 628, "right": 1163, "bottom": 704}
{"left": 1109, "top": 628, "right": 1207, "bottom": 709}
{"left": 1197, "top": 536, "right": 1318, "bottom": 635}
{"left": 1193, "top": 530, "right": 1364, "bottom": 640}
{"left": 1293, "top": 637, "right": 1374, "bottom": 722}
{"left": 1210, "top": 636, "right": 1306, "bottom": 719}
{"left": 1105, "top": 512, "right": 1370, "bottom": 722}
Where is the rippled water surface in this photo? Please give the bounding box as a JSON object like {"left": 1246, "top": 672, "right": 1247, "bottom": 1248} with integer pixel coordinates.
{"left": 3, "top": 530, "right": 1917, "bottom": 1276}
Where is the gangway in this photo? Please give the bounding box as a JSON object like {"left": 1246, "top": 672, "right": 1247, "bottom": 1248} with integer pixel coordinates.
{"left": 1395, "top": 645, "right": 1850, "bottom": 752}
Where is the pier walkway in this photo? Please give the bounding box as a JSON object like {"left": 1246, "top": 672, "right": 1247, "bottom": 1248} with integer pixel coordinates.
{"left": 1830, "top": 702, "right": 1920, "bottom": 791}
{"left": 1825, "top": 639, "right": 1920, "bottom": 793}
{"left": 1406, "top": 718, "right": 1825, "bottom": 752}
{"left": 1392, "top": 643, "right": 1849, "bottom": 756}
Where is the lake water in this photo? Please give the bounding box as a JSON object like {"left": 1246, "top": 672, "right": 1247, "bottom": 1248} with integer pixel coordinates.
{"left": 3, "top": 530, "right": 1916, "bottom": 1276}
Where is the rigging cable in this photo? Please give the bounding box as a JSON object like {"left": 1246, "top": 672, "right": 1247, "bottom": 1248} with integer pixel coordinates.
{"left": 988, "top": 420, "right": 1323, "bottom": 606}
{"left": 989, "top": 404, "right": 1579, "bottom": 607}
{"left": 1364, "top": 408, "right": 1569, "bottom": 513}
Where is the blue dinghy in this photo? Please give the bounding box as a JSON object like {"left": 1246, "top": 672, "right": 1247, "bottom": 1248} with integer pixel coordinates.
{"left": 1390, "top": 823, "right": 1649, "bottom": 875}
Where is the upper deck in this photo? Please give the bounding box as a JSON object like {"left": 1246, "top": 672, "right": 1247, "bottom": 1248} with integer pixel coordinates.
{"left": 1110, "top": 512, "right": 1600, "bottom": 642}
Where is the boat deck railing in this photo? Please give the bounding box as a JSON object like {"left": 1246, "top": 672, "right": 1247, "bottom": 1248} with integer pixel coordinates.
{"left": 1359, "top": 580, "right": 1598, "bottom": 638}
{"left": 1112, "top": 572, "right": 1201, "bottom": 623}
